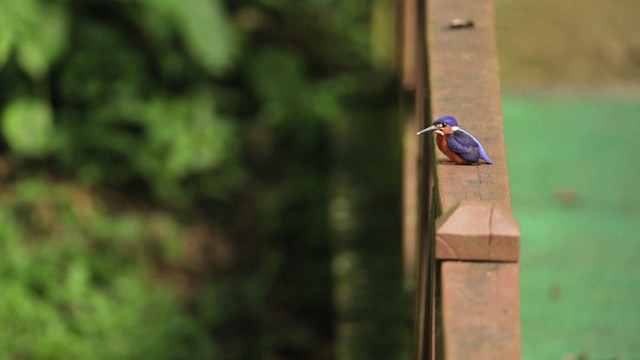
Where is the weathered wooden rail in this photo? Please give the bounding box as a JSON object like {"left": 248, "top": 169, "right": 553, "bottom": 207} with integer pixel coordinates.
{"left": 400, "top": 0, "right": 521, "bottom": 359}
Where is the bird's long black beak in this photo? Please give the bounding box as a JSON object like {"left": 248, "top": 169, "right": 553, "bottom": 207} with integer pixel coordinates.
{"left": 416, "top": 125, "right": 438, "bottom": 135}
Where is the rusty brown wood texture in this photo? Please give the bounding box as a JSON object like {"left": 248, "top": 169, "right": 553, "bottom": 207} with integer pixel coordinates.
{"left": 427, "top": 0, "right": 512, "bottom": 213}
{"left": 401, "top": 0, "right": 418, "bottom": 90}
{"left": 440, "top": 262, "right": 521, "bottom": 360}
{"left": 401, "top": 0, "right": 438, "bottom": 359}
{"left": 401, "top": 0, "right": 421, "bottom": 287}
{"left": 418, "top": 0, "right": 522, "bottom": 359}
{"left": 435, "top": 201, "right": 519, "bottom": 261}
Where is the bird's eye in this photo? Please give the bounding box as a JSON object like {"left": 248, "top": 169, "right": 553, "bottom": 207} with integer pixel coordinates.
{"left": 441, "top": 122, "right": 448, "bottom": 127}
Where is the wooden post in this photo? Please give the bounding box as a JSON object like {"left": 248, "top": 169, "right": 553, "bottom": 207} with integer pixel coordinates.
{"left": 407, "top": 0, "right": 522, "bottom": 358}
{"left": 440, "top": 262, "right": 520, "bottom": 359}
{"left": 400, "top": 0, "right": 439, "bottom": 359}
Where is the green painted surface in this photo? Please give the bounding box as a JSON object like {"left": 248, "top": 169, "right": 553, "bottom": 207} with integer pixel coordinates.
{"left": 503, "top": 95, "right": 640, "bottom": 360}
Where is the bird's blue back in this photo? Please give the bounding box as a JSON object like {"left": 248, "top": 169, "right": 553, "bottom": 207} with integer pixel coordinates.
{"left": 446, "top": 129, "right": 494, "bottom": 164}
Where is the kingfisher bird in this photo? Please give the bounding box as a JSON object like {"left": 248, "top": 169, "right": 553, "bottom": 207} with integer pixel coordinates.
{"left": 417, "top": 115, "right": 494, "bottom": 165}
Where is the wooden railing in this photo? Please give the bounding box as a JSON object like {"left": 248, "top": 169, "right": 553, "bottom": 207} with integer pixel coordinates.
{"left": 401, "top": 0, "right": 522, "bottom": 359}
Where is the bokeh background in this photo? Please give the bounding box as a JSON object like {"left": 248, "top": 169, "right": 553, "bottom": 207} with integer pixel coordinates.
{"left": 0, "top": 1, "right": 400, "bottom": 359}
{"left": 497, "top": 0, "right": 640, "bottom": 359}
{"left": 0, "top": 0, "right": 638, "bottom": 359}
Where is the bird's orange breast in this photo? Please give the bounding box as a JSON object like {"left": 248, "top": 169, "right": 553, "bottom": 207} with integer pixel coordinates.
{"left": 436, "top": 135, "right": 466, "bottom": 164}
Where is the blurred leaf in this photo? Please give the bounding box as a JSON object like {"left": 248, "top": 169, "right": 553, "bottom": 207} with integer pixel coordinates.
{"left": 141, "top": 0, "right": 239, "bottom": 75}
{"left": 167, "top": 92, "right": 235, "bottom": 174}
{"left": 247, "top": 48, "right": 310, "bottom": 127}
{"left": 0, "top": 0, "right": 69, "bottom": 79}
{"left": 2, "top": 98, "right": 54, "bottom": 157}
{"left": 17, "top": 3, "right": 68, "bottom": 78}
{"left": 16, "top": 42, "right": 48, "bottom": 79}
{"left": 0, "top": 31, "right": 13, "bottom": 68}
{"left": 37, "top": 4, "right": 69, "bottom": 64}
{"left": 65, "top": 260, "right": 89, "bottom": 302}
{"left": 130, "top": 93, "right": 238, "bottom": 201}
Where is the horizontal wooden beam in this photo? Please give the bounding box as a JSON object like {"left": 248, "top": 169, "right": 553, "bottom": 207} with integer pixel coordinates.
{"left": 426, "top": 0, "right": 512, "bottom": 213}
{"left": 423, "top": 0, "right": 522, "bottom": 359}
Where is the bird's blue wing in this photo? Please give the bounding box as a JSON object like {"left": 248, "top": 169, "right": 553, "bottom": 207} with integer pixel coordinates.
{"left": 446, "top": 131, "right": 481, "bottom": 162}
{"left": 446, "top": 129, "right": 494, "bottom": 164}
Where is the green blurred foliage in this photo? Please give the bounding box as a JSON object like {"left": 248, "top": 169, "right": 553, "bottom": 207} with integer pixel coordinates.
{"left": 0, "top": 0, "right": 68, "bottom": 78}
{"left": 0, "top": 180, "right": 217, "bottom": 359}
{"left": 1, "top": 0, "right": 246, "bottom": 205}
{"left": 0, "top": 0, "right": 395, "bottom": 359}
{"left": 2, "top": 98, "right": 54, "bottom": 157}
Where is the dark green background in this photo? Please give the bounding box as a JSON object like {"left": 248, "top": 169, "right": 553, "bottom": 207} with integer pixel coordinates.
{"left": 0, "top": 0, "right": 638, "bottom": 359}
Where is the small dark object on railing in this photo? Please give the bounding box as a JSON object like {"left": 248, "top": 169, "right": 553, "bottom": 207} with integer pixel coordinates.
{"left": 449, "top": 18, "right": 474, "bottom": 29}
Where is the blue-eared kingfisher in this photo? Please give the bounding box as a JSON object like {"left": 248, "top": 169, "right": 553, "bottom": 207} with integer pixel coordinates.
{"left": 417, "top": 115, "right": 494, "bottom": 165}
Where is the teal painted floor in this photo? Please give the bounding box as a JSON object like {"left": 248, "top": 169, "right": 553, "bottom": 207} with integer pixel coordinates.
{"left": 503, "top": 94, "right": 640, "bottom": 360}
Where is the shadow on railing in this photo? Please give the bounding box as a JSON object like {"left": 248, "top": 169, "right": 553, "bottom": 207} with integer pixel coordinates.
{"left": 400, "top": 0, "right": 522, "bottom": 359}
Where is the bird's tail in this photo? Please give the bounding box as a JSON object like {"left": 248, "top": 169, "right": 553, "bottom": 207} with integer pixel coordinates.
{"left": 480, "top": 154, "right": 494, "bottom": 164}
